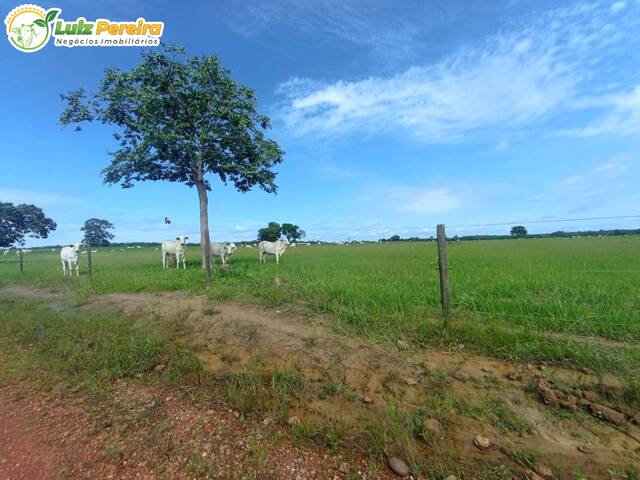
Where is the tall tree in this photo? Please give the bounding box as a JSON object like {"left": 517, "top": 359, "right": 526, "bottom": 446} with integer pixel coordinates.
{"left": 510, "top": 225, "right": 528, "bottom": 237}
{"left": 0, "top": 202, "right": 57, "bottom": 247}
{"left": 281, "top": 223, "right": 305, "bottom": 242}
{"left": 81, "top": 218, "right": 115, "bottom": 246}
{"left": 257, "top": 222, "right": 282, "bottom": 242}
{"left": 59, "top": 45, "right": 284, "bottom": 287}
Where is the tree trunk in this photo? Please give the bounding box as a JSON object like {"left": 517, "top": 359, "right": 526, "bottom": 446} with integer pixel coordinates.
{"left": 196, "top": 182, "right": 212, "bottom": 289}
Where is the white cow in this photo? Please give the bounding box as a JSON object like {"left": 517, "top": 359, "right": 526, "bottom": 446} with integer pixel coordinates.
{"left": 60, "top": 243, "right": 81, "bottom": 276}
{"left": 210, "top": 242, "right": 236, "bottom": 265}
{"left": 290, "top": 243, "right": 297, "bottom": 248}
{"left": 161, "top": 235, "right": 188, "bottom": 269}
{"left": 258, "top": 238, "right": 290, "bottom": 264}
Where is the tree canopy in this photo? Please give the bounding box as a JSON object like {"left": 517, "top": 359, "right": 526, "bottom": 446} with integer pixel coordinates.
{"left": 258, "top": 222, "right": 282, "bottom": 242}
{"left": 510, "top": 225, "right": 528, "bottom": 237}
{"left": 0, "top": 202, "right": 57, "bottom": 247}
{"left": 281, "top": 223, "right": 305, "bottom": 242}
{"left": 81, "top": 218, "right": 115, "bottom": 246}
{"left": 59, "top": 45, "right": 284, "bottom": 286}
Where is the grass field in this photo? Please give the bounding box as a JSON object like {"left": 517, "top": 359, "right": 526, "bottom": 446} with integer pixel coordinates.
{"left": 1, "top": 236, "right": 639, "bottom": 375}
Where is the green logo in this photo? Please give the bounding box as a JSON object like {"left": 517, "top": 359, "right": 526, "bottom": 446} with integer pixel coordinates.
{"left": 5, "top": 4, "right": 60, "bottom": 52}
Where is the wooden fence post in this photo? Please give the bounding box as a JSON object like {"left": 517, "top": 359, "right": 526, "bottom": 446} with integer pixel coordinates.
{"left": 437, "top": 224, "right": 450, "bottom": 324}
{"left": 87, "top": 245, "right": 93, "bottom": 280}
{"left": 19, "top": 249, "right": 24, "bottom": 274}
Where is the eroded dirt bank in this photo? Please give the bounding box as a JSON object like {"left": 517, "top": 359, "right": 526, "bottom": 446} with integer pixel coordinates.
{"left": 1, "top": 284, "right": 639, "bottom": 479}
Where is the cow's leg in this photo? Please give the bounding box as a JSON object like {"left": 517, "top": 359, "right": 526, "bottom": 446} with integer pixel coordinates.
{"left": 276, "top": 253, "right": 279, "bottom": 265}
{"left": 61, "top": 259, "right": 66, "bottom": 276}
{"left": 75, "top": 261, "right": 79, "bottom": 276}
{"left": 182, "top": 253, "right": 186, "bottom": 269}
{"left": 162, "top": 251, "right": 165, "bottom": 269}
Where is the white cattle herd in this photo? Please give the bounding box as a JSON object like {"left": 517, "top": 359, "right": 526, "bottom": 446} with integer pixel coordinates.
{"left": 2, "top": 235, "right": 293, "bottom": 275}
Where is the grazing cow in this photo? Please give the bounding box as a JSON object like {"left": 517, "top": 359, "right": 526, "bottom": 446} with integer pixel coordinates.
{"left": 161, "top": 235, "right": 188, "bottom": 269}
{"left": 290, "top": 243, "right": 296, "bottom": 248}
{"left": 60, "top": 243, "right": 81, "bottom": 276}
{"left": 245, "top": 245, "right": 252, "bottom": 248}
{"left": 210, "top": 242, "right": 236, "bottom": 265}
{"left": 258, "top": 238, "right": 290, "bottom": 264}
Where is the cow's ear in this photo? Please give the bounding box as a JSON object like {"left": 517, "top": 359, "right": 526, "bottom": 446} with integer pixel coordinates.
{"left": 176, "top": 237, "right": 180, "bottom": 240}
{"left": 185, "top": 236, "right": 189, "bottom": 240}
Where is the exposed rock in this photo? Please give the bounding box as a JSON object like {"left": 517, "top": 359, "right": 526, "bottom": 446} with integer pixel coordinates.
{"left": 452, "top": 373, "right": 467, "bottom": 382}
{"left": 273, "top": 276, "right": 282, "bottom": 287}
{"left": 577, "top": 444, "right": 592, "bottom": 454}
{"left": 558, "top": 395, "right": 579, "bottom": 412}
{"left": 445, "top": 476, "right": 458, "bottom": 480}
{"left": 262, "top": 417, "right": 273, "bottom": 426}
{"left": 254, "top": 432, "right": 263, "bottom": 441}
{"left": 362, "top": 396, "right": 373, "bottom": 404}
{"left": 589, "top": 403, "right": 625, "bottom": 425}
{"left": 338, "top": 462, "right": 349, "bottom": 474}
{"left": 456, "top": 343, "right": 465, "bottom": 351}
{"left": 396, "top": 340, "right": 410, "bottom": 350}
{"left": 473, "top": 434, "right": 491, "bottom": 450}
{"left": 287, "top": 416, "right": 301, "bottom": 426}
{"left": 524, "top": 469, "right": 545, "bottom": 480}
{"left": 582, "top": 390, "right": 599, "bottom": 402}
{"left": 387, "top": 457, "right": 410, "bottom": 477}
{"left": 405, "top": 378, "right": 418, "bottom": 386}
{"left": 423, "top": 418, "right": 441, "bottom": 435}
{"left": 154, "top": 364, "right": 167, "bottom": 372}
{"left": 536, "top": 463, "right": 553, "bottom": 479}
{"left": 506, "top": 371, "right": 522, "bottom": 381}
{"left": 535, "top": 377, "right": 557, "bottom": 405}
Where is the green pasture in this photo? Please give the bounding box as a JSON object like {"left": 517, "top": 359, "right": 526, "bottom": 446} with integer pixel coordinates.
{"left": 1, "top": 237, "right": 639, "bottom": 375}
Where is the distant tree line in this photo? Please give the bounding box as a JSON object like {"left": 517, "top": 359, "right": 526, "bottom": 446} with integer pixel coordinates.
{"left": 379, "top": 227, "right": 640, "bottom": 242}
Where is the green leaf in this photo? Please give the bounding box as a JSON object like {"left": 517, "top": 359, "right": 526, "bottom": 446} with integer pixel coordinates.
{"left": 45, "top": 9, "right": 59, "bottom": 23}
{"left": 34, "top": 19, "right": 46, "bottom": 28}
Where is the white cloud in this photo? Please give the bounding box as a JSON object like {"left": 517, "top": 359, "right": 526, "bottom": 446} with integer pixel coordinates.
{"left": 275, "top": 1, "right": 639, "bottom": 142}
{"left": 611, "top": 1, "right": 626, "bottom": 12}
{"left": 0, "top": 188, "right": 82, "bottom": 206}
{"left": 561, "top": 85, "right": 640, "bottom": 137}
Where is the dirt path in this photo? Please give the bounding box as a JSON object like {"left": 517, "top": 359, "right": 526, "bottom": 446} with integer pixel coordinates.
{"left": 0, "top": 391, "right": 57, "bottom": 480}
{"left": 1, "top": 284, "right": 639, "bottom": 479}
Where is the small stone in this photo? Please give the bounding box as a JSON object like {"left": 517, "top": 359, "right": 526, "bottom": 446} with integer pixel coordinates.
{"left": 262, "top": 417, "right": 273, "bottom": 426}
{"left": 233, "top": 411, "right": 240, "bottom": 418}
{"left": 154, "top": 364, "right": 166, "bottom": 372}
{"left": 506, "top": 372, "right": 522, "bottom": 381}
{"left": 473, "top": 434, "right": 491, "bottom": 450}
{"left": 206, "top": 409, "right": 215, "bottom": 415}
{"left": 582, "top": 390, "right": 598, "bottom": 402}
{"left": 288, "top": 416, "right": 301, "bottom": 426}
{"left": 273, "top": 276, "right": 282, "bottom": 287}
{"left": 456, "top": 343, "right": 465, "bottom": 351}
{"left": 362, "top": 396, "right": 373, "bottom": 404}
{"left": 423, "top": 418, "right": 441, "bottom": 435}
{"left": 445, "top": 476, "right": 458, "bottom": 480}
{"left": 577, "top": 444, "right": 592, "bottom": 454}
{"left": 559, "top": 395, "right": 579, "bottom": 412}
{"left": 387, "top": 457, "right": 410, "bottom": 477}
{"left": 537, "top": 365, "right": 546, "bottom": 371}
{"left": 405, "top": 378, "right": 418, "bottom": 386}
{"left": 536, "top": 463, "right": 553, "bottom": 478}
{"left": 396, "top": 340, "right": 410, "bottom": 350}
{"left": 254, "top": 433, "right": 263, "bottom": 441}
{"left": 525, "top": 469, "right": 545, "bottom": 480}
{"left": 338, "top": 462, "right": 349, "bottom": 474}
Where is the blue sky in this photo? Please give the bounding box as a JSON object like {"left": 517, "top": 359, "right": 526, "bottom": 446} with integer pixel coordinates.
{"left": 1, "top": 0, "right": 639, "bottom": 245}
